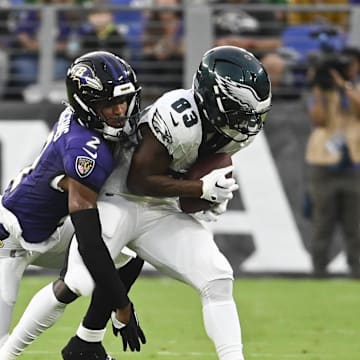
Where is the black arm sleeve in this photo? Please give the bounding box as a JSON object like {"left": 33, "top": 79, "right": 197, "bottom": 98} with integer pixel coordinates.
{"left": 82, "top": 257, "right": 144, "bottom": 330}
{"left": 70, "top": 208, "right": 130, "bottom": 309}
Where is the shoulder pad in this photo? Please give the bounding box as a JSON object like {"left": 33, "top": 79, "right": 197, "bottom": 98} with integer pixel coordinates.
{"left": 142, "top": 89, "right": 203, "bottom": 156}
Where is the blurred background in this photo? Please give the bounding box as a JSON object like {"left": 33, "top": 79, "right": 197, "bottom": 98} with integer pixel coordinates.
{"left": 1, "top": 0, "right": 360, "bottom": 277}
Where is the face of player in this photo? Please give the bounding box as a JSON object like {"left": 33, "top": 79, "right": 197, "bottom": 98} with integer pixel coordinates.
{"left": 96, "top": 101, "right": 129, "bottom": 129}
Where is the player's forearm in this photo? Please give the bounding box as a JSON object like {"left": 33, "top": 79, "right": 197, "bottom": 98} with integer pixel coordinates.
{"left": 71, "top": 208, "right": 130, "bottom": 309}
{"left": 128, "top": 175, "right": 202, "bottom": 198}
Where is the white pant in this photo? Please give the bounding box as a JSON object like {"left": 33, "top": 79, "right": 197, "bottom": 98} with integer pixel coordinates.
{"left": 0, "top": 217, "right": 74, "bottom": 302}
{"left": 64, "top": 194, "right": 233, "bottom": 296}
{"left": 0, "top": 217, "right": 74, "bottom": 339}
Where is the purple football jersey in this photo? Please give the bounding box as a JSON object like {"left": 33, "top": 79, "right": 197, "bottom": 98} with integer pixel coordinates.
{"left": 2, "top": 108, "right": 114, "bottom": 243}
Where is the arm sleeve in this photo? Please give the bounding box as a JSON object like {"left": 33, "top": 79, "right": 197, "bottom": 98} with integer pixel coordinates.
{"left": 70, "top": 208, "right": 130, "bottom": 309}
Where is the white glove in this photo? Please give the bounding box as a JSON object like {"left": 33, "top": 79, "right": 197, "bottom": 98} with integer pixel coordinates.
{"left": 192, "top": 209, "right": 219, "bottom": 222}
{"left": 192, "top": 199, "right": 229, "bottom": 222}
{"left": 200, "top": 165, "right": 238, "bottom": 203}
{"left": 211, "top": 199, "right": 229, "bottom": 215}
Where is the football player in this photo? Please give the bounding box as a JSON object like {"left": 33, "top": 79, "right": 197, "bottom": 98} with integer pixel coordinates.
{"left": 63, "top": 45, "right": 272, "bottom": 360}
{"left": 0, "top": 51, "right": 145, "bottom": 359}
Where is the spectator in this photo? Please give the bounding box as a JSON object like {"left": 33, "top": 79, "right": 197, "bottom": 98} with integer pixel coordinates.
{"left": 140, "top": 0, "right": 184, "bottom": 90}
{"left": 10, "top": 0, "right": 76, "bottom": 91}
{"left": 281, "top": 22, "right": 348, "bottom": 92}
{"left": 305, "top": 47, "right": 360, "bottom": 278}
{"left": 288, "top": 0, "right": 349, "bottom": 32}
{"left": 110, "top": 0, "right": 149, "bottom": 61}
{"left": 343, "top": 46, "right": 360, "bottom": 82}
{"left": 75, "top": 7, "right": 129, "bottom": 59}
{"left": 214, "top": 0, "right": 285, "bottom": 55}
{"left": 0, "top": 6, "right": 10, "bottom": 98}
{"left": 213, "top": 0, "right": 287, "bottom": 89}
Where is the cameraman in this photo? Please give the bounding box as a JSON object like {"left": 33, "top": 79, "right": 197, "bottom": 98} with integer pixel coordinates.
{"left": 305, "top": 48, "right": 360, "bottom": 278}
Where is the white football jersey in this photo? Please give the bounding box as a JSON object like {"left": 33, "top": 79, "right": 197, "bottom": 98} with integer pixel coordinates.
{"left": 139, "top": 89, "right": 203, "bottom": 172}
{"left": 139, "top": 88, "right": 254, "bottom": 172}
{"left": 101, "top": 88, "right": 255, "bottom": 206}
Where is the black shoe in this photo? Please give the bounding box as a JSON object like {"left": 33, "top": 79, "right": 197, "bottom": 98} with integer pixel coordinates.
{"left": 61, "top": 336, "right": 116, "bottom": 360}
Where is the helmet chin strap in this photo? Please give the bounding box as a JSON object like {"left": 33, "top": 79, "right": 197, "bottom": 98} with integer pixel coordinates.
{"left": 101, "top": 124, "right": 124, "bottom": 142}
{"left": 215, "top": 125, "right": 251, "bottom": 143}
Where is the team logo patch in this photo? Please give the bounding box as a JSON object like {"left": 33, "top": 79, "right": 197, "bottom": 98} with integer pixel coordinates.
{"left": 75, "top": 156, "right": 95, "bottom": 178}
{"left": 69, "top": 64, "right": 103, "bottom": 91}
{"left": 0, "top": 240, "right": 3, "bottom": 248}
{"left": 151, "top": 109, "right": 173, "bottom": 145}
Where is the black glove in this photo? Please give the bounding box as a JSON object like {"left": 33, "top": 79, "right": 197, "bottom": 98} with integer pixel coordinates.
{"left": 111, "top": 303, "right": 146, "bottom": 352}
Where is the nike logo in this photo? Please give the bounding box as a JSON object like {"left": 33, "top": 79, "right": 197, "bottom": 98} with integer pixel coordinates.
{"left": 170, "top": 113, "right": 179, "bottom": 127}
{"left": 215, "top": 181, "right": 226, "bottom": 189}
{"left": 82, "top": 147, "right": 98, "bottom": 159}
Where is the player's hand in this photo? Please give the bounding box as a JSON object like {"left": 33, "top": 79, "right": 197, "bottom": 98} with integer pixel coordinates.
{"left": 193, "top": 199, "right": 229, "bottom": 222}
{"left": 192, "top": 209, "right": 219, "bottom": 222}
{"left": 111, "top": 303, "right": 146, "bottom": 352}
{"left": 211, "top": 199, "right": 229, "bottom": 216}
{"left": 200, "top": 166, "right": 238, "bottom": 203}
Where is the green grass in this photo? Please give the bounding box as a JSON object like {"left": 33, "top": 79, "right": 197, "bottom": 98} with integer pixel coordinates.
{"left": 12, "top": 276, "right": 360, "bottom": 360}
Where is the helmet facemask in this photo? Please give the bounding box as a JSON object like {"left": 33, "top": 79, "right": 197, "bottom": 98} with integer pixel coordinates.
{"left": 90, "top": 87, "right": 141, "bottom": 142}
{"left": 212, "top": 93, "right": 270, "bottom": 141}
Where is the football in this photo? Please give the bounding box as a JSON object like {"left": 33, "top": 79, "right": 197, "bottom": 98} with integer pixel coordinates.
{"left": 179, "top": 152, "right": 233, "bottom": 213}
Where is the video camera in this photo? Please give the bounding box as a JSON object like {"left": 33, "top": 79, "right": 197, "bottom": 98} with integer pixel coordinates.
{"left": 308, "top": 26, "right": 351, "bottom": 89}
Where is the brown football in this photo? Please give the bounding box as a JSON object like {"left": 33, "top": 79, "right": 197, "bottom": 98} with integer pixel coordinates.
{"left": 179, "top": 153, "right": 233, "bottom": 213}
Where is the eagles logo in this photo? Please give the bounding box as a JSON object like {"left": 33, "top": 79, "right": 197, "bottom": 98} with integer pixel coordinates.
{"left": 151, "top": 109, "right": 173, "bottom": 145}
{"left": 215, "top": 74, "right": 259, "bottom": 111}
{"left": 75, "top": 156, "right": 95, "bottom": 178}
{"left": 69, "top": 64, "right": 103, "bottom": 91}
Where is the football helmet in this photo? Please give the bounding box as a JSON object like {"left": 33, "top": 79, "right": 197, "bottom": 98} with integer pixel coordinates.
{"left": 66, "top": 51, "right": 141, "bottom": 141}
{"left": 193, "top": 46, "right": 271, "bottom": 142}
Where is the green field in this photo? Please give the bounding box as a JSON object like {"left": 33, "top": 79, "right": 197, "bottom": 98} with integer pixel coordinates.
{"left": 11, "top": 275, "right": 360, "bottom": 360}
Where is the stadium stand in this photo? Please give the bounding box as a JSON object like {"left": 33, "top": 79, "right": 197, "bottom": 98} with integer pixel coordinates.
{"left": 0, "top": 2, "right": 356, "bottom": 102}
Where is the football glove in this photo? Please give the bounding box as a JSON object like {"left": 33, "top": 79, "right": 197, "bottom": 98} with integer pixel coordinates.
{"left": 111, "top": 303, "right": 146, "bottom": 352}
{"left": 193, "top": 199, "right": 229, "bottom": 222}
{"left": 211, "top": 199, "right": 229, "bottom": 216}
{"left": 192, "top": 209, "right": 219, "bottom": 222}
{"left": 200, "top": 166, "right": 238, "bottom": 203}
